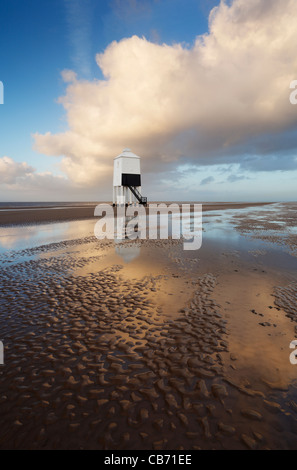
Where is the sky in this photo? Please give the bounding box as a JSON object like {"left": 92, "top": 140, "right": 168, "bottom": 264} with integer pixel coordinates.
{"left": 0, "top": 0, "right": 297, "bottom": 202}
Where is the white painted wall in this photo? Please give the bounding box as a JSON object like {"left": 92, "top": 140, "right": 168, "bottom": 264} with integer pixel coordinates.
{"left": 113, "top": 149, "right": 142, "bottom": 204}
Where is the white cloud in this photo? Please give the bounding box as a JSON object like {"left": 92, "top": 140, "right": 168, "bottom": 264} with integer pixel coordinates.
{"left": 34, "top": 0, "right": 297, "bottom": 193}
{"left": 0, "top": 156, "right": 75, "bottom": 200}
{"left": 0, "top": 157, "right": 34, "bottom": 184}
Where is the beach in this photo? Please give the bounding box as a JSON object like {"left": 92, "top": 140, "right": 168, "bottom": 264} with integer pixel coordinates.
{"left": 0, "top": 201, "right": 297, "bottom": 450}
{"left": 0, "top": 202, "right": 272, "bottom": 226}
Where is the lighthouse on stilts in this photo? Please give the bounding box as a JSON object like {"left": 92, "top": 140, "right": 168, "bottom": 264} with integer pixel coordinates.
{"left": 113, "top": 149, "right": 147, "bottom": 207}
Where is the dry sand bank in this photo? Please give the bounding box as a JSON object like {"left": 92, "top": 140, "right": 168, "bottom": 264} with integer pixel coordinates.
{"left": 0, "top": 203, "right": 297, "bottom": 450}
{"left": 0, "top": 202, "right": 273, "bottom": 226}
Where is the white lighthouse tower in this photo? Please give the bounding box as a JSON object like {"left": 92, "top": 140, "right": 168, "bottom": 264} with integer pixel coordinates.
{"left": 113, "top": 148, "right": 147, "bottom": 206}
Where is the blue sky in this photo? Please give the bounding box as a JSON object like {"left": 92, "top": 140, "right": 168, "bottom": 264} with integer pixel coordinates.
{"left": 0, "top": 0, "right": 297, "bottom": 201}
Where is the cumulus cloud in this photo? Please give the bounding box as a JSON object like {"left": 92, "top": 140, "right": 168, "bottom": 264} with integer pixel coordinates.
{"left": 0, "top": 157, "right": 34, "bottom": 184}
{"left": 34, "top": 0, "right": 297, "bottom": 191}
{"left": 0, "top": 156, "right": 74, "bottom": 200}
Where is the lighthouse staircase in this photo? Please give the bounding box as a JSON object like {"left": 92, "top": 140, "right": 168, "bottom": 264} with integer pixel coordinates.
{"left": 128, "top": 186, "right": 147, "bottom": 206}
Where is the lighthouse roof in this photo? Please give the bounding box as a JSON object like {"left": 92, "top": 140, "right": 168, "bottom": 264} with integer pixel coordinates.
{"left": 115, "top": 148, "right": 140, "bottom": 160}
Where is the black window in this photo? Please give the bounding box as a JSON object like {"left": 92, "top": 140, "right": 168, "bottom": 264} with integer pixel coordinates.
{"left": 122, "top": 173, "right": 141, "bottom": 186}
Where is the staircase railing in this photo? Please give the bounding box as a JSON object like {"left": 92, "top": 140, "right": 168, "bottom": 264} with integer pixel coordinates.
{"left": 128, "top": 186, "right": 147, "bottom": 205}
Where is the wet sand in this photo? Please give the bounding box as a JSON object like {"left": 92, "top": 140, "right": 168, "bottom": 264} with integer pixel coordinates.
{"left": 0, "top": 202, "right": 272, "bottom": 226}
{"left": 0, "top": 202, "right": 297, "bottom": 450}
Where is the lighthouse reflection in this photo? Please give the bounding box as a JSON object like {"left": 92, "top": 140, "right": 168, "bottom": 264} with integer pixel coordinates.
{"left": 114, "top": 214, "right": 141, "bottom": 263}
{"left": 115, "top": 241, "right": 141, "bottom": 263}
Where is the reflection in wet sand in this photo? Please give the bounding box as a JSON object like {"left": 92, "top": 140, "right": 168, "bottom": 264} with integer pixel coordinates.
{"left": 0, "top": 219, "right": 97, "bottom": 254}
{"left": 0, "top": 203, "right": 297, "bottom": 449}
{"left": 115, "top": 242, "right": 141, "bottom": 263}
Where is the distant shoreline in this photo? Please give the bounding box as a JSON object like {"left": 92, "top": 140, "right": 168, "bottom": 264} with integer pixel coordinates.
{"left": 0, "top": 202, "right": 275, "bottom": 227}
